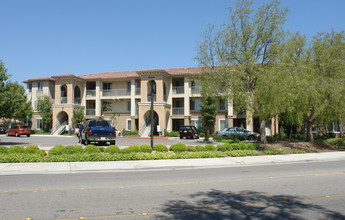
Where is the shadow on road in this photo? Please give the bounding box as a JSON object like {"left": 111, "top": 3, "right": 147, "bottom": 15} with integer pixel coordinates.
{"left": 156, "top": 190, "right": 344, "bottom": 219}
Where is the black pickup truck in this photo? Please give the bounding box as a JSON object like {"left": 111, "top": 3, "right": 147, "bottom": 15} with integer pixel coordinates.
{"left": 81, "top": 119, "right": 116, "bottom": 145}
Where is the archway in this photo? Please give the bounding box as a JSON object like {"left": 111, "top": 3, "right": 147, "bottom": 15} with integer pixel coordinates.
{"left": 57, "top": 111, "right": 69, "bottom": 125}
{"left": 147, "top": 80, "right": 156, "bottom": 102}
{"left": 143, "top": 110, "right": 159, "bottom": 136}
{"left": 60, "top": 85, "right": 67, "bottom": 104}
{"left": 74, "top": 86, "right": 81, "bottom": 104}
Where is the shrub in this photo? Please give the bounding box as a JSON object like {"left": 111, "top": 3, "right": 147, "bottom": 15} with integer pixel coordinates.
{"left": 140, "top": 144, "right": 152, "bottom": 153}
{"left": 326, "top": 137, "right": 345, "bottom": 147}
{"left": 128, "top": 145, "right": 141, "bottom": 153}
{"left": 195, "top": 145, "right": 206, "bottom": 151}
{"left": 187, "top": 146, "right": 197, "bottom": 152}
{"left": 62, "top": 145, "right": 83, "bottom": 154}
{"left": 123, "top": 130, "right": 139, "bottom": 136}
{"left": 224, "top": 143, "right": 233, "bottom": 151}
{"left": 98, "top": 147, "right": 105, "bottom": 152}
{"left": 170, "top": 143, "right": 187, "bottom": 152}
{"left": 49, "top": 145, "right": 66, "bottom": 156}
{"left": 217, "top": 144, "right": 227, "bottom": 152}
{"left": 227, "top": 150, "right": 259, "bottom": 157}
{"left": 166, "top": 131, "right": 179, "bottom": 137}
{"left": 84, "top": 145, "right": 100, "bottom": 153}
{"left": 105, "top": 145, "right": 121, "bottom": 154}
{"left": 8, "top": 145, "right": 25, "bottom": 154}
{"left": 25, "top": 145, "right": 42, "bottom": 154}
{"left": 205, "top": 144, "right": 217, "bottom": 151}
{"left": 121, "top": 147, "right": 131, "bottom": 154}
{"left": 263, "top": 148, "right": 284, "bottom": 155}
{"left": 0, "top": 146, "right": 8, "bottom": 154}
{"left": 153, "top": 144, "right": 168, "bottom": 152}
{"left": 199, "top": 132, "right": 205, "bottom": 137}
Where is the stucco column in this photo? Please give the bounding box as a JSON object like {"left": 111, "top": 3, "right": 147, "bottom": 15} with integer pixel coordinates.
{"left": 95, "top": 81, "right": 101, "bottom": 117}
{"left": 227, "top": 99, "right": 234, "bottom": 127}
{"left": 184, "top": 77, "right": 190, "bottom": 116}
{"left": 130, "top": 79, "right": 136, "bottom": 117}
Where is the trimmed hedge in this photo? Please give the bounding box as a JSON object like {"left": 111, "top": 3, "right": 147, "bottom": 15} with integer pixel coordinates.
{"left": 170, "top": 143, "right": 187, "bottom": 152}
{"left": 8, "top": 145, "right": 25, "bottom": 154}
{"left": 140, "top": 144, "right": 152, "bottom": 153}
{"left": 0, "top": 146, "right": 8, "bottom": 153}
{"left": 153, "top": 144, "right": 168, "bottom": 152}
{"left": 84, "top": 145, "right": 100, "bottom": 153}
{"left": 105, "top": 145, "right": 121, "bottom": 154}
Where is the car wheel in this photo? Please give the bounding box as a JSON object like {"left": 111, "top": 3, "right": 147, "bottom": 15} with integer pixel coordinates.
{"left": 180, "top": 136, "right": 182, "bottom": 139}
{"left": 81, "top": 139, "right": 85, "bottom": 145}
{"left": 15, "top": 133, "right": 19, "bottom": 137}
{"left": 85, "top": 137, "right": 90, "bottom": 145}
{"left": 248, "top": 135, "right": 255, "bottom": 141}
{"left": 27, "top": 134, "right": 30, "bottom": 137}
{"left": 110, "top": 140, "right": 116, "bottom": 145}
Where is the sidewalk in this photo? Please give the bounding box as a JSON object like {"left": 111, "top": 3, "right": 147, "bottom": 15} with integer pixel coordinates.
{"left": 1, "top": 151, "right": 345, "bottom": 175}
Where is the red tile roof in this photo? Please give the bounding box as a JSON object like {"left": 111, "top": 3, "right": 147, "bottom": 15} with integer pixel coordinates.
{"left": 22, "top": 77, "right": 55, "bottom": 83}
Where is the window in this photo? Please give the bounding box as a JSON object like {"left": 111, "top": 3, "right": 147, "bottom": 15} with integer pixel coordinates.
{"left": 102, "top": 101, "right": 112, "bottom": 112}
{"left": 103, "top": 83, "right": 112, "bottom": 91}
{"left": 190, "top": 99, "right": 201, "bottom": 111}
{"left": 37, "top": 82, "right": 43, "bottom": 91}
{"left": 219, "top": 99, "right": 228, "bottom": 110}
{"left": 36, "top": 119, "right": 43, "bottom": 130}
{"left": 127, "top": 82, "right": 131, "bottom": 92}
{"left": 126, "top": 119, "right": 131, "bottom": 130}
{"left": 191, "top": 80, "right": 201, "bottom": 89}
{"left": 28, "top": 84, "right": 32, "bottom": 92}
{"left": 219, "top": 119, "right": 228, "bottom": 131}
{"left": 127, "top": 101, "right": 131, "bottom": 112}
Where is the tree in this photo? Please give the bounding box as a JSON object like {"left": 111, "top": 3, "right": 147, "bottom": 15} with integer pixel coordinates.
{"left": 0, "top": 60, "right": 32, "bottom": 123}
{"left": 200, "top": 82, "right": 217, "bottom": 141}
{"left": 281, "top": 31, "right": 345, "bottom": 142}
{"left": 196, "top": 0, "right": 288, "bottom": 143}
{"left": 72, "top": 106, "right": 85, "bottom": 128}
{"left": 37, "top": 96, "right": 52, "bottom": 131}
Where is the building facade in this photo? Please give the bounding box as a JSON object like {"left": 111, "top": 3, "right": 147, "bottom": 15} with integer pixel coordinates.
{"left": 24, "top": 67, "right": 279, "bottom": 136}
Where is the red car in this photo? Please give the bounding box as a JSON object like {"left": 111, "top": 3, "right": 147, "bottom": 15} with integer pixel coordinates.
{"left": 6, "top": 125, "right": 31, "bottom": 137}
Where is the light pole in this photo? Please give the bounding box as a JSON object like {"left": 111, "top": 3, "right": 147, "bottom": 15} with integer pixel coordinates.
{"left": 150, "top": 82, "right": 156, "bottom": 151}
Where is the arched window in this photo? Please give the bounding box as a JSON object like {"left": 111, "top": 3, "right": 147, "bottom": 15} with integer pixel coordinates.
{"left": 147, "top": 80, "right": 156, "bottom": 102}
{"left": 74, "top": 86, "right": 81, "bottom": 105}
{"left": 61, "top": 85, "right": 67, "bottom": 104}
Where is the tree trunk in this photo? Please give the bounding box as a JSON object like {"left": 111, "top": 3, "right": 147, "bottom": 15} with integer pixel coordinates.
{"left": 260, "top": 119, "right": 267, "bottom": 144}
{"left": 306, "top": 119, "right": 314, "bottom": 142}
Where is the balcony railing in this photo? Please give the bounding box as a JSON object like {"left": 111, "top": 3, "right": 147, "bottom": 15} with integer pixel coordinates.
{"left": 103, "top": 89, "right": 130, "bottom": 97}
{"left": 191, "top": 87, "right": 201, "bottom": 95}
{"left": 172, "top": 86, "right": 184, "bottom": 94}
{"left": 86, "top": 109, "right": 95, "bottom": 116}
{"left": 172, "top": 107, "right": 184, "bottom": 115}
{"left": 74, "top": 97, "right": 81, "bottom": 105}
{"left": 61, "top": 97, "right": 67, "bottom": 104}
{"left": 86, "top": 89, "right": 96, "bottom": 97}
{"left": 135, "top": 88, "right": 141, "bottom": 95}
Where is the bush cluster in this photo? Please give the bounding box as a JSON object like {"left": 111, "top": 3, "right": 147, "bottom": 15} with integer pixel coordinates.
{"left": 170, "top": 143, "right": 187, "bottom": 152}
{"left": 165, "top": 131, "right": 179, "bottom": 137}
{"left": 326, "top": 137, "right": 345, "bottom": 147}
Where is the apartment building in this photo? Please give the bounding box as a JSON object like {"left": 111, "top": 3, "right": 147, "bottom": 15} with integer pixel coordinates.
{"left": 24, "top": 67, "right": 278, "bottom": 136}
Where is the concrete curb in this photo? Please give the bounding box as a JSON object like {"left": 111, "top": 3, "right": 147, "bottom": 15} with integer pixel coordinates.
{"left": 1, "top": 151, "right": 345, "bottom": 175}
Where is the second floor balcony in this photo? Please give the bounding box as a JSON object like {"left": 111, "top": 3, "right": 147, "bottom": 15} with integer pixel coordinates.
{"left": 172, "top": 86, "right": 184, "bottom": 94}
{"left": 103, "top": 88, "right": 130, "bottom": 97}
{"left": 86, "top": 108, "right": 95, "bottom": 116}
{"left": 172, "top": 107, "right": 184, "bottom": 115}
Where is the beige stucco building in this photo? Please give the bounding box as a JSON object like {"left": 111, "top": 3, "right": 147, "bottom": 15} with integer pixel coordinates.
{"left": 24, "top": 67, "right": 278, "bottom": 136}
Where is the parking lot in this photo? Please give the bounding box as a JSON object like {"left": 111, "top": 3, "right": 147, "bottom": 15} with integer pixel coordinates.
{"left": 0, "top": 134, "right": 207, "bottom": 150}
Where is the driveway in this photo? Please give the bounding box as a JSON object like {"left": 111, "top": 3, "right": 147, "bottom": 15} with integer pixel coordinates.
{"left": 0, "top": 134, "right": 207, "bottom": 150}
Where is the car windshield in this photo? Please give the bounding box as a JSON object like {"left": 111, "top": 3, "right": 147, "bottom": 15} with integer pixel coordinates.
{"left": 88, "top": 120, "right": 110, "bottom": 127}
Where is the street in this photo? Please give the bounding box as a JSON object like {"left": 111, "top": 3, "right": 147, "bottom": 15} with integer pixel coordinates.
{"left": 0, "top": 135, "right": 203, "bottom": 149}
{"left": 1, "top": 160, "right": 344, "bottom": 219}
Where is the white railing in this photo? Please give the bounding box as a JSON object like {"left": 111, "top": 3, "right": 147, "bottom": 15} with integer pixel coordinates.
{"left": 103, "top": 89, "right": 130, "bottom": 97}
{"left": 86, "top": 89, "right": 96, "bottom": 97}
{"left": 172, "top": 86, "right": 184, "bottom": 94}
{"left": 86, "top": 109, "right": 95, "bottom": 116}
{"left": 172, "top": 107, "right": 184, "bottom": 115}
{"left": 74, "top": 97, "right": 81, "bottom": 105}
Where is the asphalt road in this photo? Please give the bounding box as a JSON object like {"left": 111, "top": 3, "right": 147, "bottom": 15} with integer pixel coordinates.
{"left": 1, "top": 160, "right": 344, "bottom": 220}
{"left": 0, "top": 134, "right": 204, "bottom": 149}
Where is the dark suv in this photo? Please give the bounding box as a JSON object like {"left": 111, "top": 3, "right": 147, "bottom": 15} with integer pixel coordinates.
{"left": 179, "top": 125, "right": 199, "bottom": 139}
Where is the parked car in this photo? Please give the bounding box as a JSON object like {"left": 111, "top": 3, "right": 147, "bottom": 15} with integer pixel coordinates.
{"left": 179, "top": 125, "right": 199, "bottom": 139}
{"left": 216, "top": 127, "right": 259, "bottom": 141}
{"left": 81, "top": 119, "right": 116, "bottom": 145}
{"left": 0, "top": 127, "right": 7, "bottom": 134}
{"left": 6, "top": 125, "right": 31, "bottom": 137}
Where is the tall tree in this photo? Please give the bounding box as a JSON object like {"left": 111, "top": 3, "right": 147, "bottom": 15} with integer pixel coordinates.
{"left": 72, "top": 106, "right": 85, "bottom": 128}
{"left": 196, "top": 0, "right": 288, "bottom": 143}
{"left": 37, "top": 96, "right": 52, "bottom": 131}
{"left": 280, "top": 31, "right": 345, "bottom": 142}
{"left": 200, "top": 88, "right": 217, "bottom": 141}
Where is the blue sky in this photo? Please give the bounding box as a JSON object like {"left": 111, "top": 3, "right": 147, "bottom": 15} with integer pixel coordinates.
{"left": 1, "top": 0, "right": 345, "bottom": 85}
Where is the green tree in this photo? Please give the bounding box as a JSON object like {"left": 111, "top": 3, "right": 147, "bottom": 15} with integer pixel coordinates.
{"left": 37, "top": 96, "right": 52, "bottom": 131}
{"left": 200, "top": 83, "right": 217, "bottom": 141}
{"left": 71, "top": 106, "right": 85, "bottom": 128}
{"left": 196, "top": 0, "right": 288, "bottom": 143}
{"left": 282, "top": 31, "right": 345, "bottom": 142}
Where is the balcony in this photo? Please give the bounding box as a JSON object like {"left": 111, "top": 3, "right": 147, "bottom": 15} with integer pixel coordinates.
{"left": 172, "top": 107, "right": 184, "bottom": 115}
{"left": 135, "top": 88, "right": 141, "bottom": 95}
{"left": 74, "top": 97, "right": 81, "bottom": 105}
{"left": 61, "top": 97, "right": 67, "bottom": 104}
{"left": 103, "top": 89, "right": 130, "bottom": 97}
{"left": 86, "top": 109, "right": 95, "bottom": 116}
{"left": 86, "top": 89, "right": 96, "bottom": 97}
{"left": 172, "top": 86, "right": 184, "bottom": 94}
